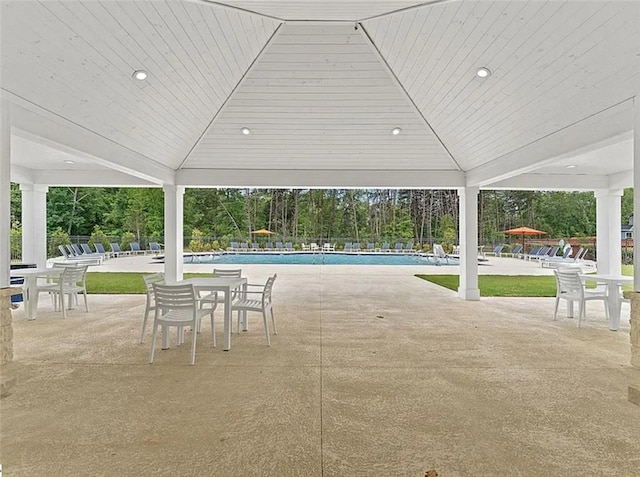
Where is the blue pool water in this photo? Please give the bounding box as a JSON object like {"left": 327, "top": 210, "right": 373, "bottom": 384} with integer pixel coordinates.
{"left": 182, "top": 252, "right": 458, "bottom": 266}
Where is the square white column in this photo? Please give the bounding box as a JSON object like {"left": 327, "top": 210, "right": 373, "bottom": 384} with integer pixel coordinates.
{"left": 0, "top": 100, "right": 10, "bottom": 288}
{"left": 458, "top": 186, "right": 480, "bottom": 301}
{"left": 163, "top": 185, "right": 184, "bottom": 283}
{"left": 20, "top": 184, "right": 49, "bottom": 268}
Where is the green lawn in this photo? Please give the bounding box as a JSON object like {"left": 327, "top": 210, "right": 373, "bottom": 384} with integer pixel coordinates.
{"left": 417, "top": 265, "right": 635, "bottom": 297}
{"left": 85, "top": 272, "right": 208, "bottom": 294}
{"left": 415, "top": 275, "right": 559, "bottom": 297}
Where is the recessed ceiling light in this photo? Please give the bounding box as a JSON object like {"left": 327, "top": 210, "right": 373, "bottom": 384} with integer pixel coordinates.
{"left": 392, "top": 127, "right": 402, "bottom": 135}
{"left": 241, "top": 127, "right": 251, "bottom": 135}
{"left": 566, "top": 164, "right": 577, "bottom": 169}
{"left": 63, "top": 160, "right": 75, "bottom": 164}
{"left": 132, "top": 70, "right": 148, "bottom": 81}
{"left": 476, "top": 67, "right": 491, "bottom": 78}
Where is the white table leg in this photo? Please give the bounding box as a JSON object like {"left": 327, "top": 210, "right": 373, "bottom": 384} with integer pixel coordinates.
{"left": 607, "top": 283, "right": 622, "bottom": 331}
{"left": 25, "top": 275, "right": 38, "bottom": 320}
{"left": 223, "top": 287, "right": 232, "bottom": 350}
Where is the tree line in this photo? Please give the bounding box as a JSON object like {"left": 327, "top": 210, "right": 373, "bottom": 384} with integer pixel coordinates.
{"left": 9, "top": 184, "right": 634, "bottom": 249}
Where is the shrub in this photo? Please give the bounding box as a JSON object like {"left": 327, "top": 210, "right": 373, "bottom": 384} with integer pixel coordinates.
{"left": 120, "top": 232, "right": 136, "bottom": 251}
{"left": 49, "top": 227, "right": 70, "bottom": 257}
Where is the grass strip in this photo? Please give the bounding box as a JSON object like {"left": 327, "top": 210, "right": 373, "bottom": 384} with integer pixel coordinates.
{"left": 415, "top": 275, "right": 559, "bottom": 297}
{"left": 85, "top": 272, "right": 208, "bottom": 294}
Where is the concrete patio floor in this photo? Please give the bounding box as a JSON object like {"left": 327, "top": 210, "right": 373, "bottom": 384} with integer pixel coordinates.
{"left": 1, "top": 257, "right": 638, "bottom": 476}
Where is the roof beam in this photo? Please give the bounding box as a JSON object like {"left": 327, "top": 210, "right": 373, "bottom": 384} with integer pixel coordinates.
{"left": 29, "top": 170, "right": 160, "bottom": 187}
{"left": 177, "top": 168, "right": 465, "bottom": 188}
{"left": 486, "top": 173, "right": 608, "bottom": 191}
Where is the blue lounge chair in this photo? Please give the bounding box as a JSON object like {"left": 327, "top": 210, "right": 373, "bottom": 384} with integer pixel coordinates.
{"left": 393, "top": 242, "right": 403, "bottom": 252}
{"left": 110, "top": 242, "right": 129, "bottom": 257}
{"left": 148, "top": 242, "right": 162, "bottom": 254}
{"left": 285, "top": 242, "right": 293, "bottom": 251}
{"left": 129, "top": 242, "right": 144, "bottom": 255}
{"left": 275, "top": 242, "right": 284, "bottom": 252}
{"left": 366, "top": 242, "right": 376, "bottom": 252}
{"left": 352, "top": 243, "right": 361, "bottom": 252}
{"left": 485, "top": 245, "right": 505, "bottom": 257}
{"left": 381, "top": 242, "right": 390, "bottom": 252}
{"left": 404, "top": 242, "right": 414, "bottom": 253}
{"left": 343, "top": 242, "right": 352, "bottom": 252}
{"left": 227, "top": 242, "right": 239, "bottom": 252}
{"left": 94, "top": 242, "right": 113, "bottom": 258}
{"left": 264, "top": 242, "right": 273, "bottom": 251}
{"left": 240, "top": 242, "right": 249, "bottom": 252}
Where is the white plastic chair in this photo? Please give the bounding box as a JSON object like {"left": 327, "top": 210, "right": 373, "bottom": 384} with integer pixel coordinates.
{"left": 231, "top": 274, "right": 277, "bottom": 346}
{"left": 199, "top": 269, "right": 243, "bottom": 309}
{"left": 36, "top": 264, "right": 89, "bottom": 319}
{"left": 149, "top": 283, "right": 215, "bottom": 365}
{"left": 553, "top": 268, "right": 608, "bottom": 327}
{"left": 140, "top": 273, "right": 165, "bottom": 343}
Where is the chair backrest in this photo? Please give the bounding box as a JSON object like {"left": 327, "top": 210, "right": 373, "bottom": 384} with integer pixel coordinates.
{"left": 433, "top": 244, "right": 446, "bottom": 258}
{"left": 72, "top": 243, "right": 83, "bottom": 255}
{"left": 577, "top": 247, "right": 588, "bottom": 260}
{"left": 394, "top": 242, "right": 403, "bottom": 251}
{"left": 405, "top": 242, "right": 414, "bottom": 251}
{"left": 381, "top": 242, "right": 390, "bottom": 251}
{"left": 111, "top": 242, "right": 121, "bottom": 253}
{"left": 367, "top": 243, "right": 374, "bottom": 250}
{"left": 554, "top": 269, "right": 584, "bottom": 296}
{"left": 561, "top": 245, "right": 572, "bottom": 259}
{"left": 149, "top": 242, "right": 160, "bottom": 251}
{"left": 265, "top": 242, "right": 273, "bottom": 249}
{"left": 212, "top": 269, "right": 242, "bottom": 278}
{"left": 60, "top": 264, "right": 89, "bottom": 287}
{"left": 58, "top": 244, "right": 70, "bottom": 258}
{"left": 81, "top": 243, "right": 93, "bottom": 254}
{"left": 285, "top": 242, "right": 293, "bottom": 250}
{"left": 493, "top": 245, "right": 504, "bottom": 254}
{"left": 95, "top": 243, "right": 106, "bottom": 254}
{"left": 130, "top": 242, "right": 141, "bottom": 251}
{"left": 143, "top": 273, "right": 165, "bottom": 295}
{"left": 352, "top": 243, "right": 360, "bottom": 251}
{"left": 547, "top": 246, "right": 559, "bottom": 257}
{"left": 344, "top": 242, "right": 352, "bottom": 251}
{"left": 153, "top": 283, "right": 197, "bottom": 311}
{"left": 512, "top": 244, "right": 523, "bottom": 254}
{"left": 275, "top": 242, "right": 283, "bottom": 250}
{"left": 262, "top": 274, "right": 277, "bottom": 306}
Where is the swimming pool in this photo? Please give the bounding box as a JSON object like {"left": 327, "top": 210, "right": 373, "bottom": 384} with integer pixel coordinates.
{"left": 182, "top": 252, "right": 458, "bottom": 266}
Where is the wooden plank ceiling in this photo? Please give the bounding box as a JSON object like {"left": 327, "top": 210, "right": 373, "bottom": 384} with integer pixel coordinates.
{"left": 1, "top": 0, "right": 638, "bottom": 185}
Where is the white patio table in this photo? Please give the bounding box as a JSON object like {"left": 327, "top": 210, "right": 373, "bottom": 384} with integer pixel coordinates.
{"left": 170, "top": 276, "right": 247, "bottom": 351}
{"left": 580, "top": 274, "right": 634, "bottom": 331}
{"left": 10, "top": 267, "right": 64, "bottom": 320}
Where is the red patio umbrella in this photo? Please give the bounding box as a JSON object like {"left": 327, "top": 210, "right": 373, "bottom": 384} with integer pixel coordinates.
{"left": 504, "top": 226, "right": 546, "bottom": 251}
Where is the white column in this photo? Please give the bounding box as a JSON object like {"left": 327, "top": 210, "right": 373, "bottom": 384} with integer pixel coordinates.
{"left": 163, "top": 185, "right": 184, "bottom": 283}
{"left": 458, "top": 186, "right": 480, "bottom": 301}
{"left": 0, "top": 100, "right": 10, "bottom": 288}
{"left": 20, "top": 184, "right": 49, "bottom": 268}
{"left": 595, "top": 189, "right": 623, "bottom": 276}
{"left": 635, "top": 96, "right": 640, "bottom": 289}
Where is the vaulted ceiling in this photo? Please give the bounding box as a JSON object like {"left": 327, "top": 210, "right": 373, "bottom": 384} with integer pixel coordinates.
{"left": 2, "top": 0, "right": 639, "bottom": 189}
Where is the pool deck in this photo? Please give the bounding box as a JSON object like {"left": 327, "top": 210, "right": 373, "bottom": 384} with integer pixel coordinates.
{"left": 3, "top": 255, "right": 637, "bottom": 476}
